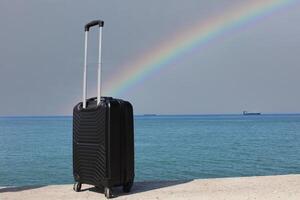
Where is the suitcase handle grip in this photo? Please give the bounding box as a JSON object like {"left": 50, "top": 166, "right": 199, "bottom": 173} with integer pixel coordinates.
{"left": 85, "top": 20, "right": 104, "bottom": 31}
{"left": 82, "top": 20, "right": 104, "bottom": 109}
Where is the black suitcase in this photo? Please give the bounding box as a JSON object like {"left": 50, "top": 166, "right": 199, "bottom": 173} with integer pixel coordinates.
{"left": 72, "top": 20, "right": 134, "bottom": 198}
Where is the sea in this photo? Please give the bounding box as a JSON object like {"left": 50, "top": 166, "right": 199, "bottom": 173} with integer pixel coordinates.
{"left": 0, "top": 114, "right": 300, "bottom": 187}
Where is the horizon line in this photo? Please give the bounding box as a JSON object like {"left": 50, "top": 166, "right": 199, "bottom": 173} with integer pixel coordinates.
{"left": 1, "top": 112, "right": 300, "bottom": 118}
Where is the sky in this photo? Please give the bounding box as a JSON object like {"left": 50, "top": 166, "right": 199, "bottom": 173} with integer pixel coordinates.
{"left": 0, "top": 0, "right": 300, "bottom": 115}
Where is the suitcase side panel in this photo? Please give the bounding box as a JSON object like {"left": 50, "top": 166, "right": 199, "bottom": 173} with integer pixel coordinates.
{"left": 105, "top": 99, "right": 135, "bottom": 187}
{"left": 119, "top": 101, "right": 135, "bottom": 184}
{"left": 106, "top": 100, "right": 122, "bottom": 186}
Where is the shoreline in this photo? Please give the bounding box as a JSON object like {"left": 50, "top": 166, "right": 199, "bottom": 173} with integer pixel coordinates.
{"left": 1, "top": 174, "right": 299, "bottom": 199}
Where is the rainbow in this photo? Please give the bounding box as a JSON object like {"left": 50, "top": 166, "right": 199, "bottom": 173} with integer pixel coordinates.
{"left": 103, "top": 0, "right": 296, "bottom": 96}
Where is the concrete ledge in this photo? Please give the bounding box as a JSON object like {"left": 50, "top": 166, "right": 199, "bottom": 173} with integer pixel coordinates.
{"left": 1, "top": 174, "right": 300, "bottom": 199}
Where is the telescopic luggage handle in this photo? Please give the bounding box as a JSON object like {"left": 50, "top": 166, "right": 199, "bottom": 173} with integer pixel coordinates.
{"left": 82, "top": 20, "right": 104, "bottom": 109}
{"left": 85, "top": 20, "right": 104, "bottom": 31}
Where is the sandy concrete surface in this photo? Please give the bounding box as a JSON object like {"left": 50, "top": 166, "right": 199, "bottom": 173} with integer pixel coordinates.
{"left": 1, "top": 174, "right": 299, "bottom": 200}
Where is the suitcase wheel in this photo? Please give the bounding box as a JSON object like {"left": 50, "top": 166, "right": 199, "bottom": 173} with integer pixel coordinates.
{"left": 104, "top": 187, "right": 112, "bottom": 198}
{"left": 123, "top": 181, "right": 133, "bottom": 193}
{"left": 73, "top": 182, "right": 82, "bottom": 192}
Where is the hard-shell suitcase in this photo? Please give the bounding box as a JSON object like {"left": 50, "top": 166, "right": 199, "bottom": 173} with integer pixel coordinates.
{"left": 72, "top": 20, "right": 134, "bottom": 198}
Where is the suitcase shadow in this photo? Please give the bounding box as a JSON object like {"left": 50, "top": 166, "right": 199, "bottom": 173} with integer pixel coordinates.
{"left": 82, "top": 180, "right": 193, "bottom": 198}
{"left": 0, "top": 185, "right": 46, "bottom": 193}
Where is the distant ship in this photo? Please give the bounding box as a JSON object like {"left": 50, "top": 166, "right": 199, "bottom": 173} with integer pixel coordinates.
{"left": 143, "top": 114, "right": 157, "bottom": 117}
{"left": 243, "top": 111, "right": 261, "bottom": 115}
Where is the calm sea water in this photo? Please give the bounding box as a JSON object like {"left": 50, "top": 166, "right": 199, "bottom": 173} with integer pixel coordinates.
{"left": 0, "top": 114, "right": 300, "bottom": 186}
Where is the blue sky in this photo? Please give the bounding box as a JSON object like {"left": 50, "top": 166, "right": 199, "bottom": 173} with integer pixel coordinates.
{"left": 0, "top": 0, "right": 300, "bottom": 115}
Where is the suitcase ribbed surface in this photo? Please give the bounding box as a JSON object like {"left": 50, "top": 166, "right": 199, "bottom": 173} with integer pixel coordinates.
{"left": 73, "top": 106, "right": 107, "bottom": 185}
